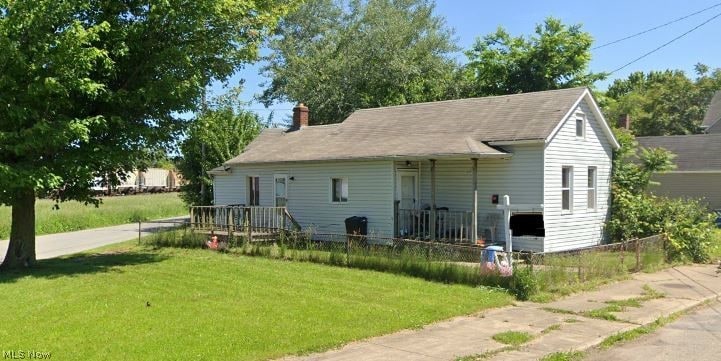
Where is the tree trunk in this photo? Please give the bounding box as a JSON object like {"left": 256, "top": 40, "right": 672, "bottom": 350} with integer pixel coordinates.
{"left": 1, "top": 188, "right": 36, "bottom": 269}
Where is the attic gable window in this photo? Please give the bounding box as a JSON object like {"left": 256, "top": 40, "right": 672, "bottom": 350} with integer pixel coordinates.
{"left": 575, "top": 116, "right": 585, "bottom": 138}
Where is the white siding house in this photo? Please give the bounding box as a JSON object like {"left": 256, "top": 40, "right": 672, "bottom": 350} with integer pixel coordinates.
{"left": 543, "top": 101, "right": 614, "bottom": 251}
{"left": 211, "top": 87, "right": 619, "bottom": 252}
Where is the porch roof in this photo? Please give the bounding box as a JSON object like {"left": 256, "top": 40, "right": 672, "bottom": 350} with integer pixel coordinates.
{"left": 226, "top": 87, "right": 587, "bottom": 165}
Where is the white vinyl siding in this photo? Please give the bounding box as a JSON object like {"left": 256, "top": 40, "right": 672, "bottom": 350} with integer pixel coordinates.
{"left": 543, "top": 99, "right": 614, "bottom": 252}
{"left": 213, "top": 173, "right": 243, "bottom": 206}
{"left": 213, "top": 161, "right": 394, "bottom": 235}
{"left": 649, "top": 173, "right": 721, "bottom": 210}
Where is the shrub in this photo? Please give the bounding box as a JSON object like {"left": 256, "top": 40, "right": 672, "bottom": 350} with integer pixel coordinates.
{"left": 660, "top": 197, "right": 716, "bottom": 262}
{"left": 608, "top": 129, "right": 716, "bottom": 262}
{"left": 510, "top": 266, "right": 538, "bottom": 301}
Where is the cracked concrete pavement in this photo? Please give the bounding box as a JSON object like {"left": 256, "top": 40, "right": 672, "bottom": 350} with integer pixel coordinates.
{"left": 281, "top": 265, "right": 721, "bottom": 361}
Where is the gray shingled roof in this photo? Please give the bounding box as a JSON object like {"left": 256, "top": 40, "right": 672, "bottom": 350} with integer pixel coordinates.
{"left": 702, "top": 90, "right": 721, "bottom": 130}
{"left": 226, "top": 87, "right": 589, "bottom": 165}
{"left": 636, "top": 133, "right": 721, "bottom": 172}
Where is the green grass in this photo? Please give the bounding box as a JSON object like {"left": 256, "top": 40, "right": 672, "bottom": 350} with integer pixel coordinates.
{"left": 0, "top": 243, "right": 511, "bottom": 360}
{"left": 491, "top": 331, "right": 534, "bottom": 346}
{"left": 599, "top": 310, "right": 685, "bottom": 349}
{"left": 708, "top": 229, "right": 721, "bottom": 263}
{"left": 541, "top": 324, "right": 562, "bottom": 334}
{"left": 539, "top": 351, "right": 585, "bottom": 361}
{"left": 0, "top": 193, "right": 187, "bottom": 239}
{"left": 582, "top": 285, "right": 664, "bottom": 321}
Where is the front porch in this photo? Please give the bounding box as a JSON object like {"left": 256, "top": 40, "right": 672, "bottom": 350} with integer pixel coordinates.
{"left": 189, "top": 205, "right": 301, "bottom": 241}
{"left": 392, "top": 158, "right": 545, "bottom": 249}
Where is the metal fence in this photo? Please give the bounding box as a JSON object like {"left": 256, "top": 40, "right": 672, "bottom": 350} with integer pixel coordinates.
{"left": 139, "top": 218, "right": 666, "bottom": 275}
{"left": 137, "top": 221, "right": 668, "bottom": 293}
{"left": 522, "top": 235, "right": 667, "bottom": 283}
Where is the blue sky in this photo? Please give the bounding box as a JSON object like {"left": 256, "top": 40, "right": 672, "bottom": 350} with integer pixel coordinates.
{"left": 210, "top": 0, "right": 721, "bottom": 121}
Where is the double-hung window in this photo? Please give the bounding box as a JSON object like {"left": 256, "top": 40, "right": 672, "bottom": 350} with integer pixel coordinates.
{"left": 248, "top": 176, "right": 260, "bottom": 206}
{"left": 587, "top": 167, "right": 597, "bottom": 210}
{"left": 331, "top": 178, "right": 348, "bottom": 203}
{"left": 561, "top": 167, "right": 573, "bottom": 212}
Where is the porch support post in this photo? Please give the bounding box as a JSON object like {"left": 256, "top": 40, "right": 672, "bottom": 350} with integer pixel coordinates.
{"left": 471, "top": 158, "right": 478, "bottom": 244}
{"left": 430, "top": 159, "right": 436, "bottom": 240}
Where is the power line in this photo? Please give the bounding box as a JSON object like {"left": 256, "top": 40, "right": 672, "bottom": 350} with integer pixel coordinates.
{"left": 593, "top": 1, "right": 721, "bottom": 50}
{"left": 607, "top": 10, "right": 721, "bottom": 75}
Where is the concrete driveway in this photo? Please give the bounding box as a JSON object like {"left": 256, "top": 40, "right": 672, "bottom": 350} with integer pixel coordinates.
{"left": 0, "top": 217, "right": 188, "bottom": 261}
{"left": 585, "top": 299, "right": 721, "bottom": 361}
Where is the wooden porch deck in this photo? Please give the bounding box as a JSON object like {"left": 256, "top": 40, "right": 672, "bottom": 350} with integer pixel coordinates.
{"left": 189, "top": 205, "right": 301, "bottom": 241}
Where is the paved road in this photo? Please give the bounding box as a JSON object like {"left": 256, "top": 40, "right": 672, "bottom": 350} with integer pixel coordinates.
{"left": 0, "top": 217, "right": 188, "bottom": 261}
{"left": 586, "top": 299, "right": 721, "bottom": 361}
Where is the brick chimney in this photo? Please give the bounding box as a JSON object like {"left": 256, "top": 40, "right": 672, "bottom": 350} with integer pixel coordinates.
{"left": 292, "top": 103, "right": 309, "bottom": 130}
{"left": 617, "top": 114, "right": 631, "bottom": 130}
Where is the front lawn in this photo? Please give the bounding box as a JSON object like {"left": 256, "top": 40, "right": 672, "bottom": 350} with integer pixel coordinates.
{"left": 0, "top": 243, "right": 511, "bottom": 360}
{"left": 0, "top": 193, "right": 187, "bottom": 239}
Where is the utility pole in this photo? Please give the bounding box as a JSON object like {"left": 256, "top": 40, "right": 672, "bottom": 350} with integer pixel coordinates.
{"left": 200, "top": 87, "right": 208, "bottom": 205}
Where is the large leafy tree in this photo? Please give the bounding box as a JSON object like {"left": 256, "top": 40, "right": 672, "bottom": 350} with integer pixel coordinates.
{"left": 463, "top": 17, "right": 605, "bottom": 96}
{"left": 261, "top": 0, "right": 459, "bottom": 124}
{"left": 602, "top": 64, "right": 721, "bottom": 136}
{"left": 0, "top": 0, "right": 295, "bottom": 269}
{"left": 179, "top": 90, "right": 263, "bottom": 206}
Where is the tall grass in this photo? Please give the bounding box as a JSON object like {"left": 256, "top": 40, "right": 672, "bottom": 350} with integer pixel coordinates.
{"left": 527, "top": 243, "right": 666, "bottom": 301}
{"left": 141, "top": 227, "right": 207, "bottom": 248}
{"left": 0, "top": 193, "right": 187, "bottom": 239}
{"left": 144, "top": 229, "right": 669, "bottom": 301}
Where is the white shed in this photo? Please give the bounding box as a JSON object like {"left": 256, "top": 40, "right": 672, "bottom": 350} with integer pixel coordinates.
{"left": 212, "top": 87, "right": 619, "bottom": 252}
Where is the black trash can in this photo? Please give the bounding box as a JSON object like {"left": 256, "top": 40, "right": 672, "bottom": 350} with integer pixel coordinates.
{"left": 344, "top": 216, "right": 368, "bottom": 235}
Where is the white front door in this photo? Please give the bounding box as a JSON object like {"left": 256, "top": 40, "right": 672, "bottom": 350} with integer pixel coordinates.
{"left": 396, "top": 170, "right": 418, "bottom": 209}
{"left": 274, "top": 174, "right": 288, "bottom": 207}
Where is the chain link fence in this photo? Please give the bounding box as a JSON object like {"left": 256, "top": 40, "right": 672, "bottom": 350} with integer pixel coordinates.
{"left": 138, "top": 221, "right": 668, "bottom": 294}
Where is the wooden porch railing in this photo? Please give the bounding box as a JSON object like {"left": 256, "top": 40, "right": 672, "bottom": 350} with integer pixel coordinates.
{"left": 396, "top": 208, "right": 473, "bottom": 243}
{"left": 189, "top": 205, "right": 301, "bottom": 241}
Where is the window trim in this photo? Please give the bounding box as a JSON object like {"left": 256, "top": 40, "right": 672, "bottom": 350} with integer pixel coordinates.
{"left": 247, "top": 175, "right": 260, "bottom": 206}
{"left": 561, "top": 166, "right": 573, "bottom": 213}
{"left": 587, "top": 167, "right": 597, "bottom": 210}
{"left": 330, "top": 177, "right": 349, "bottom": 203}
{"left": 575, "top": 115, "right": 586, "bottom": 139}
{"left": 273, "top": 174, "right": 288, "bottom": 207}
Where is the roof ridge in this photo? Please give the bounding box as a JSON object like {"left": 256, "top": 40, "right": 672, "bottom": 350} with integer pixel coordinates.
{"left": 352, "top": 87, "right": 588, "bottom": 113}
